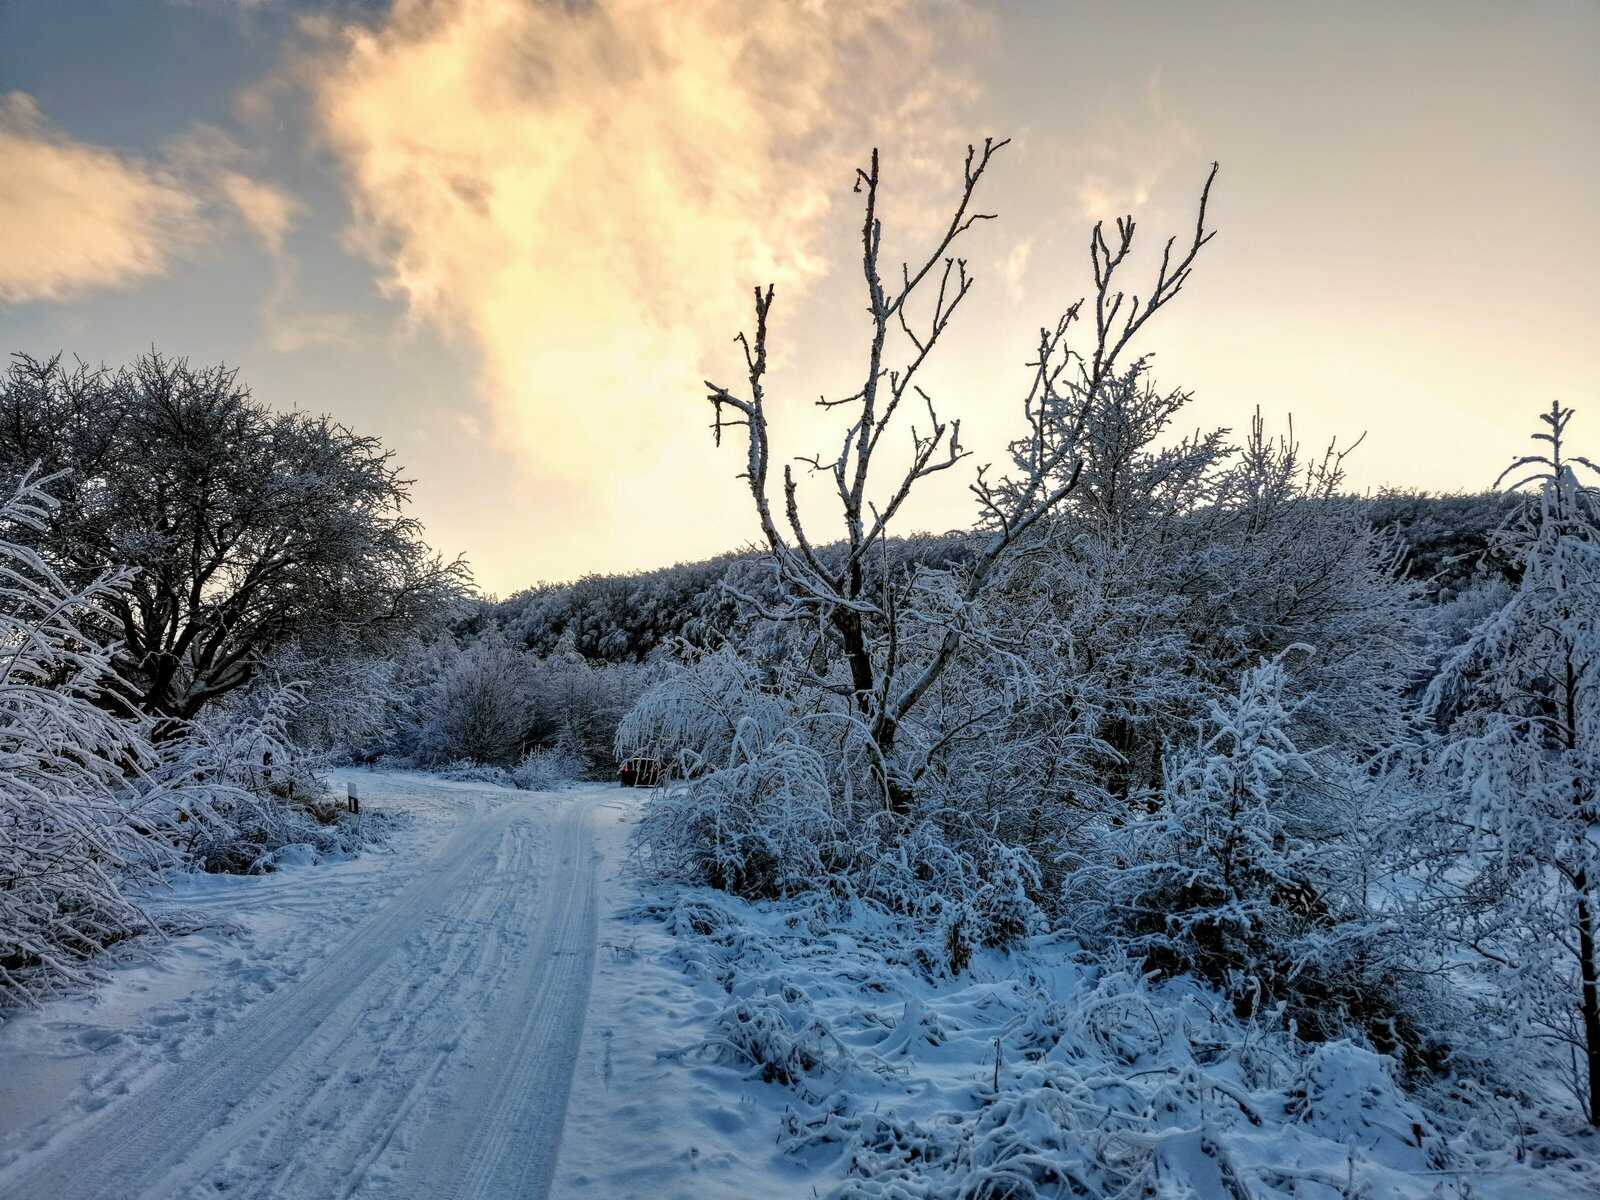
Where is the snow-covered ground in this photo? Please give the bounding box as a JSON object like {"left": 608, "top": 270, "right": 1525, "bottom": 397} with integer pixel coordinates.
{"left": 616, "top": 886, "right": 1600, "bottom": 1199}
{"left": 0, "top": 768, "right": 799, "bottom": 1200}
{"left": 0, "top": 770, "right": 607, "bottom": 1199}
{"left": 7, "top": 769, "right": 1597, "bottom": 1199}
{"left": 556, "top": 790, "right": 820, "bottom": 1198}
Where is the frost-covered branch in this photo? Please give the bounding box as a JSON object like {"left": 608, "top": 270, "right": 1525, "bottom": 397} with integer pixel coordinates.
{"left": 703, "top": 141, "right": 1220, "bottom": 812}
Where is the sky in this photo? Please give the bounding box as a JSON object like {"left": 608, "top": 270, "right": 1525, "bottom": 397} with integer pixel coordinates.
{"left": 1, "top": 0, "right": 1595, "bottom": 596}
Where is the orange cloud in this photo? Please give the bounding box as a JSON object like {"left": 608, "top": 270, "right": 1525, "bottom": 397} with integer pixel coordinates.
{"left": 308, "top": 0, "right": 987, "bottom": 579}
{"left": 0, "top": 92, "right": 201, "bottom": 304}
{"left": 1072, "top": 73, "right": 1201, "bottom": 220}
{"left": 0, "top": 97, "right": 308, "bottom": 309}
{"left": 218, "top": 169, "right": 302, "bottom": 256}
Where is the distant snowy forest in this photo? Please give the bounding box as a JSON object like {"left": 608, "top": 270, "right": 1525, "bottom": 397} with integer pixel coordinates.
{"left": 4, "top": 139, "right": 1598, "bottom": 1195}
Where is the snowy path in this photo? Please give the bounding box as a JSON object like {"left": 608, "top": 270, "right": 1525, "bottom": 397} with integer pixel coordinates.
{"left": 0, "top": 773, "right": 602, "bottom": 1200}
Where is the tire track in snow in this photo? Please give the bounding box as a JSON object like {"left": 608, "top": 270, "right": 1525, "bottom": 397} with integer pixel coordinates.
{"left": 0, "top": 779, "right": 601, "bottom": 1200}
{"left": 248, "top": 817, "right": 548, "bottom": 1200}
{"left": 411, "top": 796, "right": 598, "bottom": 1200}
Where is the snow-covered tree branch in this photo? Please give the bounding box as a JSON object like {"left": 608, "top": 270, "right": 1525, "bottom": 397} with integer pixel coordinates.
{"left": 703, "top": 141, "right": 1218, "bottom": 813}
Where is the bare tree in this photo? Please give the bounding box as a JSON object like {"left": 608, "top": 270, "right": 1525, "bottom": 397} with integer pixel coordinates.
{"left": 705, "top": 140, "right": 1218, "bottom": 812}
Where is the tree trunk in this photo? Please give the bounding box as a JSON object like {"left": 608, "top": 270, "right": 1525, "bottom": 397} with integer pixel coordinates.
{"left": 1564, "top": 654, "right": 1599, "bottom": 1124}
{"left": 833, "top": 607, "right": 911, "bottom": 814}
{"left": 873, "top": 714, "right": 913, "bottom": 816}
{"left": 1575, "top": 885, "right": 1600, "bottom": 1125}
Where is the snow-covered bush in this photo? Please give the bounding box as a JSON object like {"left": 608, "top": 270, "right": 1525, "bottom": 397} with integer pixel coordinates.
{"left": 1076, "top": 658, "right": 1340, "bottom": 993}
{"left": 976, "top": 397, "right": 1426, "bottom": 850}
{"left": 623, "top": 648, "right": 1049, "bottom": 954}
{"left": 0, "top": 472, "right": 174, "bottom": 1004}
{"left": 434, "top": 759, "right": 516, "bottom": 787}
{"left": 1061, "top": 657, "right": 1451, "bottom": 1082}
{"left": 616, "top": 647, "right": 792, "bottom": 780}
{"left": 511, "top": 745, "right": 590, "bottom": 790}
{"left": 154, "top": 684, "right": 348, "bottom": 875}
{"left": 346, "top": 625, "right": 652, "bottom": 778}
{"left": 523, "top": 647, "right": 652, "bottom": 777}
{"left": 1418, "top": 401, "right": 1600, "bottom": 1122}
{"left": 690, "top": 977, "right": 849, "bottom": 1091}
{"left": 852, "top": 819, "right": 1046, "bottom": 970}
{"left": 254, "top": 641, "right": 400, "bottom": 758}
{"left": 418, "top": 629, "right": 536, "bottom": 765}
{"left": 633, "top": 721, "right": 847, "bottom": 899}
{"left": 1067, "top": 662, "right": 1304, "bottom": 980}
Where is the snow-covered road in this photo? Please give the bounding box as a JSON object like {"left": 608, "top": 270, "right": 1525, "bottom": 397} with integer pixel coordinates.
{"left": 0, "top": 773, "right": 604, "bottom": 1200}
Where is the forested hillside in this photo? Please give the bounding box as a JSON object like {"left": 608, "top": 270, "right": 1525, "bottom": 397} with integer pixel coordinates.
{"left": 481, "top": 493, "right": 1513, "bottom": 666}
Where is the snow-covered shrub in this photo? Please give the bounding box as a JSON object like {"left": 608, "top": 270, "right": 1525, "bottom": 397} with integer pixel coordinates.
{"left": 434, "top": 759, "right": 516, "bottom": 788}
{"left": 353, "top": 626, "right": 652, "bottom": 776}
{"left": 690, "top": 977, "right": 849, "bottom": 1090}
{"left": 418, "top": 629, "right": 536, "bottom": 765}
{"left": 625, "top": 648, "right": 860, "bottom": 896}
{"left": 511, "top": 745, "right": 590, "bottom": 790}
{"left": 623, "top": 646, "right": 1053, "bottom": 943}
{"left": 524, "top": 647, "right": 655, "bottom": 776}
{"left": 1062, "top": 657, "right": 1448, "bottom": 1077}
{"left": 969, "top": 842, "right": 1045, "bottom": 949}
{"left": 0, "top": 472, "right": 175, "bottom": 1004}
{"left": 977, "top": 399, "right": 1427, "bottom": 850}
{"left": 254, "top": 641, "right": 400, "bottom": 758}
{"left": 621, "top": 609, "right": 1067, "bottom": 941}
{"left": 633, "top": 723, "right": 847, "bottom": 898}
{"left": 1425, "top": 574, "right": 1512, "bottom": 656}
{"left": 1067, "top": 659, "right": 1331, "bottom": 993}
{"left": 853, "top": 818, "right": 1046, "bottom": 971}
{"left": 616, "top": 647, "right": 790, "bottom": 780}
{"left": 152, "top": 683, "right": 349, "bottom": 875}
{"left": 1418, "top": 401, "right": 1600, "bottom": 1122}
{"left": 1285, "top": 1039, "right": 1444, "bottom": 1170}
